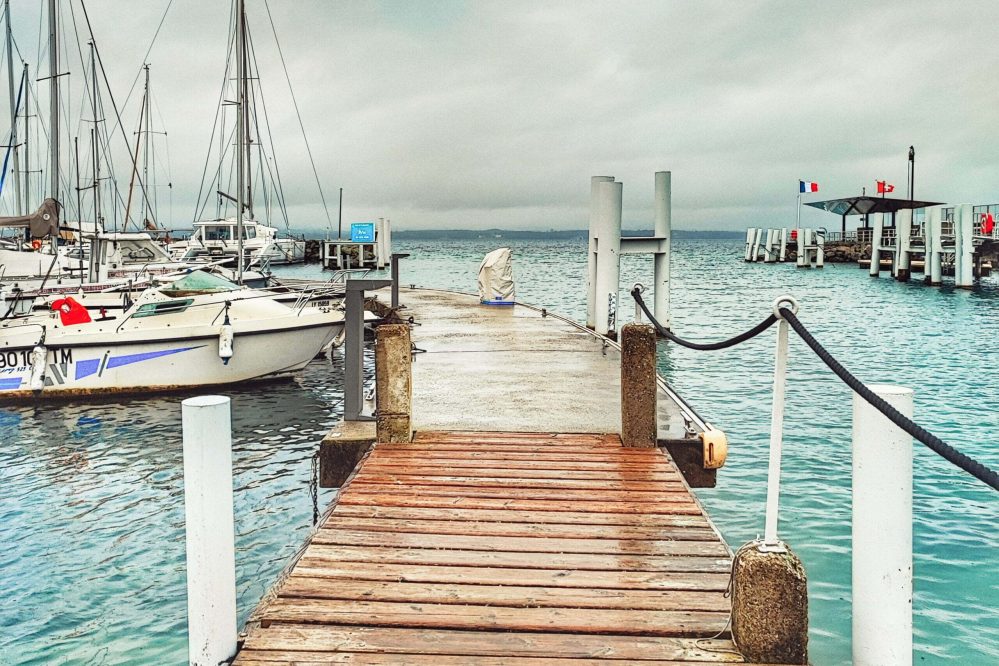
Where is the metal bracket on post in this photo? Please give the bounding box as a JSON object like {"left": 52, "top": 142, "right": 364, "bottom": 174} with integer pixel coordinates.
{"left": 390, "top": 253, "right": 410, "bottom": 310}
{"left": 344, "top": 279, "right": 392, "bottom": 422}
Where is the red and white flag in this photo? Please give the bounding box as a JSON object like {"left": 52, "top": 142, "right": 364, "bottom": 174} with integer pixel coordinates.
{"left": 877, "top": 180, "right": 895, "bottom": 194}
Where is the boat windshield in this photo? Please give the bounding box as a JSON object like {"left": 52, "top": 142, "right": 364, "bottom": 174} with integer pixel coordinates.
{"left": 159, "top": 270, "right": 240, "bottom": 295}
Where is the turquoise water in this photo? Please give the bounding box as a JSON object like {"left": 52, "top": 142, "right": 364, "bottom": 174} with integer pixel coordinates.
{"left": 2, "top": 238, "right": 997, "bottom": 664}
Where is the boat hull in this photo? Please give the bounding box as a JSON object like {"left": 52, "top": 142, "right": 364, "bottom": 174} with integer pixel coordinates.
{"left": 0, "top": 321, "right": 340, "bottom": 399}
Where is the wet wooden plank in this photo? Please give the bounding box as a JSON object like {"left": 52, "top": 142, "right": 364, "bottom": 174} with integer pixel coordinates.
{"left": 352, "top": 472, "right": 684, "bottom": 489}
{"left": 311, "top": 528, "right": 730, "bottom": 557}
{"left": 300, "top": 544, "right": 731, "bottom": 573}
{"left": 328, "top": 504, "right": 712, "bottom": 527}
{"left": 238, "top": 624, "right": 748, "bottom": 662}
{"left": 260, "top": 598, "right": 729, "bottom": 637}
{"left": 292, "top": 561, "right": 731, "bottom": 591}
{"left": 363, "top": 458, "right": 680, "bottom": 472}
{"left": 280, "top": 577, "right": 732, "bottom": 611}
{"left": 338, "top": 493, "right": 705, "bottom": 514}
{"left": 344, "top": 483, "right": 696, "bottom": 503}
{"left": 321, "top": 515, "right": 719, "bottom": 541}
{"left": 237, "top": 653, "right": 747, "bottom": 665}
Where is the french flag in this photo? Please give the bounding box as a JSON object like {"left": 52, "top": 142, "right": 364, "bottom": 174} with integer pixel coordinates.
{"left": 799, "top": 181, "right": 819, "bottom": 193}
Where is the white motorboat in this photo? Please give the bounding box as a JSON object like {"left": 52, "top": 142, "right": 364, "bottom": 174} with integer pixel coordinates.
{"left": 168, "top": 217, "right": 305, "bottom": 266}
{"left": 0, "top": 270, "right": 343, "bottom": 398}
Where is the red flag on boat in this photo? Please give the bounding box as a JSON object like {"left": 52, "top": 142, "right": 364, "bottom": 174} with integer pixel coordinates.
{"left": 877, "top": 180, "right": 895, "bottom": 194}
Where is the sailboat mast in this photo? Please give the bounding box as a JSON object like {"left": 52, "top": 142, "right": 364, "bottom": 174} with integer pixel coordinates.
{"left": 90, "top": 41, "right": 101, "bottom": 231}
{"left": 141, "top": 63, "right": 150, "bottom": 226}
{"left": 241, "top": 6, "right": 252, "bottom": 220}
{"left": 47, "top": 0, "right": 59, "bottom": 252}
{"left": 235, "top": 0, "right": 245, "bottom": 281}
{"left": 5, "top": 0, "right": 22, "bottom": 215}
{"left": 21, "top": 62, "right": 27, "bottom": 211}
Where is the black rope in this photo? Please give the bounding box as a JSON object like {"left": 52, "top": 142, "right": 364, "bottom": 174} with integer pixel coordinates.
{"left": 780, "top": 308, "right": 999, "bottom": 492}
{"left": 632, "top": 287, "right": 778, "bottom": 350}
{"left": 628, "top": 288, "right": 999, "bottom": 492}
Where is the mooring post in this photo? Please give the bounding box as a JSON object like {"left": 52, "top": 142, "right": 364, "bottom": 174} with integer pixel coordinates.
{"left": 778, "top": 227, "right": 788, "bottom": 262}
{"left": 390, "top": 252, "right": 411, "bottom": 310}
{"left": 593, "top": 179, "right": 623, "bottom": 338}
{"left": 814, "top": 229, "right": 824, "bottom": 268}
{"left": 795, "top": 226, "right": 806, "bottom": 268}
{"left": 181, "top": 395, "right": 237, "bottom": 666}
{"left": 652, "top": 171, "right": 671, "bottom": 328}
{"left": 587, "top": 176, "right": 615, "bottom": 329}
{"left": 955, "top": 203, "right": 974, "bottom": 288}
{"left": 869, "top": 214, "right": 884, "bottom": 276}
{"left": 925, "top": 206, "right": 942, "bottom": 285}
{"left": 896, "top": 209, "right": 912, "bottom": 281}
{"left": 852, "top": 385, "right": 913, "bottom": 666}
{"left": 344, "top": 279, "right": 393, "bottom": 421}
{"left": 744, "top": 228, "right": 755, "bottom": 262}
{"left": 620, "top": 322, "right": 657, "bottom": 448}
{"left": 375, "top": 323, "right": 413, "bottom": 443}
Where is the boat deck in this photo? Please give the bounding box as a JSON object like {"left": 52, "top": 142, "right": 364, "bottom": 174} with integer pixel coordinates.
{"left": 234, "top": 430, "right": 758, "bottom": 665}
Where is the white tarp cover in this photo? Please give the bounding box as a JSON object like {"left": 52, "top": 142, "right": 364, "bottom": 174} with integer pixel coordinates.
{"left": 478, "top": 247, "right": 515, "bottom": 303}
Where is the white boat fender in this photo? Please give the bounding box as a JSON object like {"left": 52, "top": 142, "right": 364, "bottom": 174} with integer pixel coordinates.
{"left": 218, "top": 304, "right": 234, "bottom": 364}
{"left": 700, "top": 428, "right": 728, "bottom": 469}
{"left": 29, "top": 344, "right": 47, "bottom": 392}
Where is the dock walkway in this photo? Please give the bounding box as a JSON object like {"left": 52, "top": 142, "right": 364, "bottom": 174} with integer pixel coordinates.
{"left": 236, "top": 430, "right": 756, "bottom": 664}
{"left": 233, "top": 288, "right": 762, "bottom": 664}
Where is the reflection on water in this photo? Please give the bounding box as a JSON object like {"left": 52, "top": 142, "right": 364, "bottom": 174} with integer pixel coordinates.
{"left": 0, "top": 347, "right": 368, "bottom": 664}
{"left": 1, "top": 239, "right": 997, "bottom": 665}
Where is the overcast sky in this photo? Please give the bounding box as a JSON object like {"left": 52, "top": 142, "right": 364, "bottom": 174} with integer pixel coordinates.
{"left": 4, "top": 0, "right": 999, "bottom": 231}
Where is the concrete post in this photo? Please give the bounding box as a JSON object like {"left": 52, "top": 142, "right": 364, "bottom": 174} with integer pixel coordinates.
{"left": 763, "top": 229, "right": 775, "bottom": 262}
{"left": 753, "top": 227, "right": 764, "bottom": 263}
{"left": 587, "top": 176, "right": 615, "bottom": 329}
{"left": 778, "top": 228, "right": 788, "bottom": 261}
{"left": 955, "top": 203, "right": 974, "bottom": 288}
{"left": 620, "top": 323, "right": 657, "bottom": 448}
{"left": 383, "top": 218, "right": 392, "bottom": 266}
{"left": 375, "top": 218, "right": 387, "bottom": 268}
{"left": 896, "top": 209, "right": 912, "bottom": 281}
{"left": 653, "top": 171, "right": 671, "bottom": 328}
{"left": 869, "top": 214, "right": 883, "bottom": 276}
{"left": 745, "top": 228, "right": 755, "bottom": 261}
{"left": 344, "top": 279, "right": 393, "bottom": 421}
{"left": 814, "top": 230, "right": 824, "bottom": 268}
{"left": 390, "top": 253, "right": 410, "bottom": 310}
{"left": 375, "top": 324, "right": 412, "bottom": 443}
{"left": 852, "top": 385, "right": 913, "bottom": 666}
{"left": 181, "top": 395, "right": 237, "bottom": 666}
{"left": 731, "top": 544, "right": 809, "bottom": 664}
{"left": 925, "top": 207, "right": 942, "bottom": 285}
{"left": 593, "top": 180, "right": 622, "bottom": 337}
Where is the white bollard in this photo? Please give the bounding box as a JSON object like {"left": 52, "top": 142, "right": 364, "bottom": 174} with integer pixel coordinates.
{"left": 869, "top": 214, "right": 883, "bottom": 276}
{"left": 852, "top": 385, "right": 913, "bottom": 666}
{"left": 653, "top": 171, "right": 671, "bottom": 328}
{"left": 593, "top": 180, "right": 622, "bottom": 336}
{"left": 182, "top": 395, "right": 238, "bottom": 666}
{"left": 587, "top": 176, "right": 614, "bottom": 327}
{"left": 795, "top": 227, "right": 805, "bottom": 267}
{"left": 745, "top": 228, "right": 755, "bottom": 262}
{"left": 955, "top": 203, "right": 974, "bottom": 288}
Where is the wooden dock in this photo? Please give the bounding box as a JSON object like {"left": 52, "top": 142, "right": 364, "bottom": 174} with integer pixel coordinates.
{"left": 234, "top": 429, "right": 764, "bottom": 664}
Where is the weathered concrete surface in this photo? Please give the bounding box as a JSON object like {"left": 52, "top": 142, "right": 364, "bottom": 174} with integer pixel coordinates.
{"left": 731, "top": 544, "right": 809, "bottom": 664}
{"left": 620, "top": 323, "right": 657, "bottom": 448}
{"left": 394, "top": 288, "right": 689, "bottom": 437}
{"left": 374, "top": 324, "right": 413, "bottom": 443}
{"left": 319, "top": 421, "right": 375, "bottom": 488}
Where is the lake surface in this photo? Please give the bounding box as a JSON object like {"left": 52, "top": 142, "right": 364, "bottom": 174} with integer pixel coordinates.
{"left": 2, "top": 238, "right": 997, "bottom": 664}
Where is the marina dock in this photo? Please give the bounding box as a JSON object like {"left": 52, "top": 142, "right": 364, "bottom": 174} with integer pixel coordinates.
{"left": 230, "top": 288, "right": 779, "bottom": 665}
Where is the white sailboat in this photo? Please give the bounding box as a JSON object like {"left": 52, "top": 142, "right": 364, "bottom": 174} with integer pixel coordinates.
{"left": 168, "top": 217, "right": 305, "bottom": 266}
{"left": 0, "top": 270, "right": 343, "bottom": 398}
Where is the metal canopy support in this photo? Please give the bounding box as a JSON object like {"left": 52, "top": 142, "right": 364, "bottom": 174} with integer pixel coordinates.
{"left": 343, "top": 279, "right": 392, "bottom": 422}
{"left": 390, "top": 253, "right": 410, "bottom": 310}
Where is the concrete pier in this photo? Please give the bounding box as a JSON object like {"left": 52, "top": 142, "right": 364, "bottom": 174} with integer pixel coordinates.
{"left": 233, "top": 287, "right": 793, "bottom": 665}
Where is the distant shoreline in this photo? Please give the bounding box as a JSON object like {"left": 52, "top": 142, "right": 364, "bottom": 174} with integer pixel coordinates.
{"left": 372, "top": 229, "right": 744, "bottom": 241}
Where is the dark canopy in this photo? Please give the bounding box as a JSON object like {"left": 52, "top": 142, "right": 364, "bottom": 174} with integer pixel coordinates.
{"left": 805, "top": 196, "right": 943, "bottom": 216}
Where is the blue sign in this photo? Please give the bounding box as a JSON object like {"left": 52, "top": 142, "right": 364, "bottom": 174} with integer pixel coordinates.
{"left": 350, "top": 222, "right": 375, "bottom": 242}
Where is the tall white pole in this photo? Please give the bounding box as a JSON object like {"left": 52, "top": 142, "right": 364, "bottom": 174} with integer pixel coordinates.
{"left": 234, "top": 0, "right": 246, "bottom": 283}
{"left": 762, "top": 308, "right": 791, "bottom": 547}
{"left": 593, "top": 179, "right": 622, "bottom": 337}
{"left": 928, "top": 207, "right": 942, "bottom": 285}
{"left": 587, "top": 176, "right": 614, "bottom": 329}
{"left": 744, "top": 228, "right": 755, "bottom": 262}
{"left": 852, "top": 385, "right": 913, "bottom": 666}
{"left": 653, "top": 171, "right": 671, "bottom": 328}
{"left": 182, "top": 395, "right": 238, "bottom": 666}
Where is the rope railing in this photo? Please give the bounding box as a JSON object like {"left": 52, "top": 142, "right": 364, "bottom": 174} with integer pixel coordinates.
{"left": 630, "top": 286, "right": 999, "bottom": 492}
